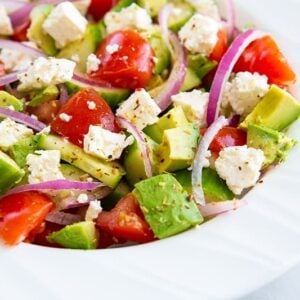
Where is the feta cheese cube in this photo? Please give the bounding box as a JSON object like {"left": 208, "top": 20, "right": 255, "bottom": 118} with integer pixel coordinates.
{"left": 86, "top": 53, "right": 101, "bottom": 74}
{"left": 0, "top": 5, "right": 13, "bottom": 36}
{"left": 84, "top": 125, "right": 134, "bottom": 161}
{"left": 179, "top": 14, "right": 220, "bottom": 56}
{"left": 85, "top": 200, "right": 102, "bottom": 221}
{"left": 43, "top": 2, "right": 88, "bottom": 48}
{"left": 215, "top": 146, "right": 265, "bottom": 195}
{"left": 17, "top": 57, "right": 76, "bottom": 91}
{"left": 187, "top": 0, "right": 220, "bottom": 20}
{"left": 0, "top": 118, "right": 33, "bottom": 149}
{"left": 172, "top": 90, "right": 209, "bottom": 128}
{"left": 223, "top": 72, "right": 270, "bottom": 116}
{"left": 116, "top": 89, "right": 161, "bottom": 130}
{"left": 26, "top": 150, "right": 65, "bottom": 184}
{"left": 104, "top": 3, "right": 152, "bottom": 34}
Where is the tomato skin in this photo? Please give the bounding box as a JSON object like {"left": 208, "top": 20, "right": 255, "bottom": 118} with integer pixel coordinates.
{"left": 209, "top": 29, "right": 228, "bottom": 63}
{"left": 0, "top": 192, "right": 54, "bottom": 246}
{"left": 88, "top": 0, "right": 116, "bottom": 21}
{"left": 234, "top": 36, "right": 296, "bottom": 86}
{"left": 11, "top": 20, "right": 31, "bottom": 42}
{"left": 90, "top": 30, "right": 155, "bottom": 90}
{"left": 96, "top": 194, "right": 155, "bottom": 243}
{"left": 51, "top": 88, "right": 119, "bottom": 147}
{"left": 201, "top": 127, "right": 247, "bottom": 155}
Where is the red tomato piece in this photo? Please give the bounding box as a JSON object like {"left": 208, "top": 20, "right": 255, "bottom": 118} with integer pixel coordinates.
{"left": 90, "top": 30, "right": 155, "bottom": 90}
{"left": 0, "top": 192, "right": 54, "bottom": 246}
{"left": 234, "top": 36, "right": 296, "bottom": 87}
{"left": 201, "top": 127, "right": 247, "bottom": 155}
{"left": 51, "top": 88, "right": 119, "bottom": 147}
{"left": 88, "top": 0, "right": 116, "bottom": 21}
{"left": 209, "top": 28, "right": 228, "bottom": 63}
{"left": 96, "top": 194, "right": 155, "bottom": 243}
{"left": 11, "top": 20, "right": 31, "bottom": 42}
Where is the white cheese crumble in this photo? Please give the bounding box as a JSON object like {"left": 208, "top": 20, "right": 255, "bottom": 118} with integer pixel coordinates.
{"left": 116, "top": 89, "right": 161, "bottom": 130}
{"left": 215, "top": 146, "right": 265, "bottom": 195}
{"left": 87, "top": 100, "right": 96, "bottom": 110}
{"left": 77, "top": 193, "right": 89, "bottom": 203}
{"left": 187, "top": 0, "right": 220, "bottom": 20}
{"left": 104, "top": 3, "right": 152, "bottom": 34}
{"left": 179, "top": 14, "right": 220, "bottom": 56}
{"left": 0, "top": 5, "right": 13, "bottom": 36}
{"left": 86, "top": 53, "right": 101, "bottom": 74}
{"left": 59, "top": 113, "right": 72, "bottom": 122}
{"left": 43, "top": 2, "right": 88, "bottom": 48}
{"left": 17, "top": 57, "right": 76, "bottom": 91}
{"left": 171, "top": 90, "right": 209, "bottom": 128}
{"left": 223, "top": 72, "right": 270, "bottom": 116}
{"left": 106, "top": 44, "right": 120, "bottom": 54}
{"left": 84, "top": 125, "right": 134, "bottom": 161}
{"left": 0, "top": 118, "right": 33, "bottom": 149}
{"left": 70, "top": 54, "right": 80, "bottom": 63}
{"left": 85, "top": 200, "right": 102, "bottom": 221}
{"left": 26, "top": 150, "right": 65, "bottom": 184}
{"left": 0, "top": 47, "right": 34, "bottom": 72}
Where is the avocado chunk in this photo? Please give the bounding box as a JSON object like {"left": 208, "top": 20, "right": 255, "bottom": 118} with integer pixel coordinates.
{"left": 241, "top": 85, "right": 300, "bottom": 131}
{"left": 168, "top": 1, "right": 195, "bottom": 32}
{"left": 144, "top": 106, "right": 189, "bottom": 143}
{"left": 0, "top": 150, "right": 25, "bottom": 194}
{"left": 157, "top": 124, "right": 199, "bottom": 173}
{"left": 65, "top": 81, "right": 130, "bottom": 110}
{"left": 101, "top": 181, "right": 131, "bottom": 211}
{"left": 38, "top": 134, "right": 125, "bottom": 188}
{"left": 9, "top": 135, "right": 39, "bottom": 168}
{"left": 59, "top": 163, "right": 88, "bottom": 180}
{"left": 181, "top": 68, "right": 202, "bottom": 92}
{"left": 124, "top": 134, "right": 158, "bottom": 185}
{"left": 0, "top": 91, "right": 24, "bottom": 111}
{"left": 146, "top": 26, "right": 171, "bottom": 75}
{"left": 47, "top": 221, "right": 99, "bottom": 249}
{"left": 174, "top": 168, "right": 234, "bottom": 202}
{"left": 27, "top": 4, "right": 58, "bottom": 56}
{"left": 137, "top": 0, "right": 167, "bottom": 17}
{"left": 57, "top": 24, "right": 103, "bottom": 73}
{"left": 133, "top": 174, "right": 203, "bottom": 239}
{"left": 28, "top": 86, "right": 59, "bottom": 107}
{"left": 188, "top": 54, "right": 217, "bottom": 80}
{"left": 247, "top": 124, "right": 297, "bottom": 166}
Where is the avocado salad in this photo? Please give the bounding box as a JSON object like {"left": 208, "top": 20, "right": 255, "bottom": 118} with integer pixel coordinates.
{"left": 0, "top": 0, "right": 299, "bottom": 250}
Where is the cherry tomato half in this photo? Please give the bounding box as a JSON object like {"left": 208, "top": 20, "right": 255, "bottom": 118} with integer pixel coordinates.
{"left": 97, "top": 194, "right": 155, "bottom": 243}
{"left": 90, "top": 30, "right": 155, "bottom": 90}
{"left": 0, "top": 191, "right": 54, "bottom": 246}
{"left": 51, "top": 88, "right": 119, "bottom": 147}
{"left": 209, "top": 28, "right": 228, "bottom": 63}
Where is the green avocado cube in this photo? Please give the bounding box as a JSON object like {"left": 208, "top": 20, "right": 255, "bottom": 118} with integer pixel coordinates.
{"left": 0, "top": 91, "right": 24, "bottom": 111}
{"left": 157, "top": 124, "right": 199, "bottom": 173}
{"left": 247, "top": 124, "right": 297, "bottom": 166}
{"left": 144, "top": 106, "right": 189, "bottom": 143}
{"left": 28, "top": 86, "right": 59, "bottom": 107}
{"left": 47, "top": 221, "right": 99, "bottom": 250}
{"left": 241, "top": 85, "right": 300, "bottom": 131}
{"left": 0, "top": 150, "right": 24, "bottom": 194}
{"left": 133, "top": 174, "right": 203, "bottom": 239}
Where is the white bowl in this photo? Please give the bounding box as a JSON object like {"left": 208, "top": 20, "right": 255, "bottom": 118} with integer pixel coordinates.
{"left": 1, "top": 1, "right": 300, "bottom": 299}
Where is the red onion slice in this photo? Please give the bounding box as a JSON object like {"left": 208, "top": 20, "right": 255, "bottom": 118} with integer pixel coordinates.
{"left": 228, "top": 114, "right": 240, "bottom": 127}
{"left": 0, "top": 72, "right": 19, "bottom": 86}
{"left": 223, "top": 0, "right": 236, "bottom": 39}
{"left": 0, "top": 107, "right": 47, "bottom": 131}
{"left": 4, "top": 180, "right": 103, "bottom": 197}
{"left": 0, "top": 40, "right": 46, "bottom": 58}
{"left": 59, "top": 84, "right": 69, "bottom": 105}
{"left": 154, "top": 32, "right": 187, "bottom": 111}
{"left": 158, "top": 3, "right": 174, "bottom": 58}
{"left": 192, "top": 116, "right": 229, "bottom": 205}
{"left": 206, "top": 29, "right": 266, "bottom": 126}
{"left": 9, "top": 3, "right": 35, "bottom": 31}
{"left": 46, "top": 211, "right": 82, "bottom": 225}
{"left": 1, "top": 1, "right": 28, "bottom": 13}
{"left": 117, "top": 117, "right": 153, "bottom": 178}
{"left": 199, "top": 199, "right": 246, "bottom": 217}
